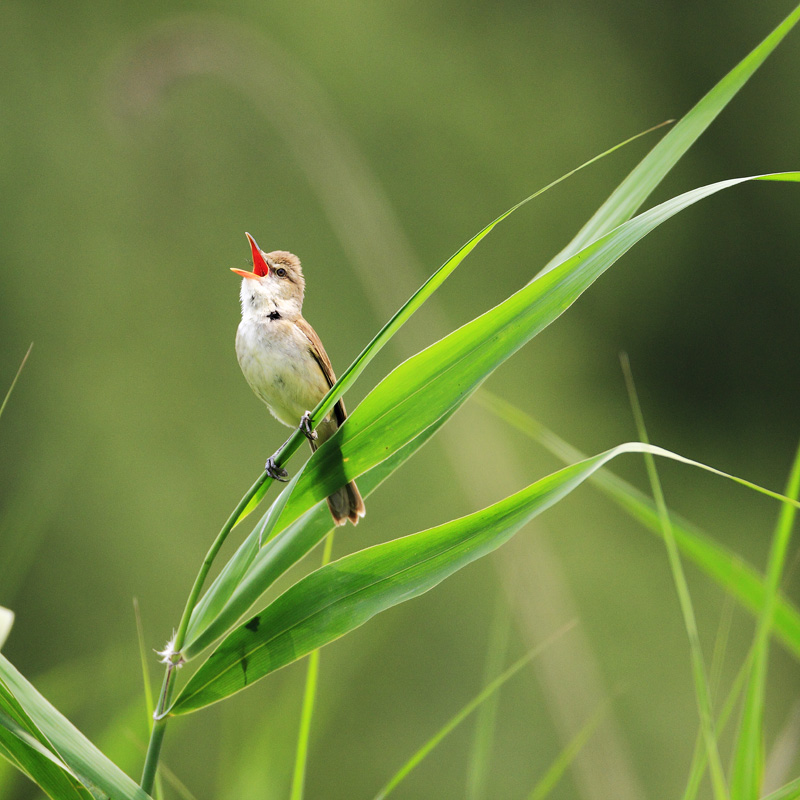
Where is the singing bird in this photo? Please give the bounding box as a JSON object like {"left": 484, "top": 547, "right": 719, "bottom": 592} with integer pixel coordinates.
{"left": 231, "top": 233, "right": 365, "bottom": 526}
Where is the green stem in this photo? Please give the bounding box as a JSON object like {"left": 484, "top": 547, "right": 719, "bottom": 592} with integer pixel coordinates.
{"left": 139, "top": 457, "right": 293, "bottom": 795}
{"left": 140, "top": 666, "right": 175, "bottom": 794}
{"left": 290, "top": 532, "right": 335, "bottom": 800}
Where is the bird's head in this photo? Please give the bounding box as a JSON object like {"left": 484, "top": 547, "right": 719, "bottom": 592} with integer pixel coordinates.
{"left": 232, "top": 233, "right": 306, "bottom": 317}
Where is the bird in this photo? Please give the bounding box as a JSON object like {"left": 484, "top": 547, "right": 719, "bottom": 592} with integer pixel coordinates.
{"left": 231, "top": 232, "right": 365, "bottom": 526}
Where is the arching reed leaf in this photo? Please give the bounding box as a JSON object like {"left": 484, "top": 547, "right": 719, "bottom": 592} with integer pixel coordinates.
{"left": 171, "top": 442, "right": 800, "bottom": 714}
{"left": 539, "top": 3, "right": 800, "bottom": 273}
{"left": 274, "top": 174, "right": 800, "bottom": 532}
{"left": 0, "top": 680, "right": 94, "bottom": 800}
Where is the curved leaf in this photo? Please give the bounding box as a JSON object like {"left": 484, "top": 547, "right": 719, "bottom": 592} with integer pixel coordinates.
{"left": 0, "top": 681, "right": 96, "bottom": 800}
{"left": 274, "top": 173, "right": 800, "bottom": 531}
{"left": 170, "top": 442, "right": 800, "bottom": 714}
{"left": 0, "top": 655, "right": 150, "bottom": 800}
{"left": 540, "top": 2, "right": 800, "bottom": 272}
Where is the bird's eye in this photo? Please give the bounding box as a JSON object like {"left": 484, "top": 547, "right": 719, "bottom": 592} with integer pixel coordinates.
{"left": 276, "top": 268, "right": 287, "bottom": 277}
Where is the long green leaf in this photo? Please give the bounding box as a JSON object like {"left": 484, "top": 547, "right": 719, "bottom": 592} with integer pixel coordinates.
{"left": 477, "top": 392, "right": 800, "bottom": 661}
{"left": 171, "top": 441, "right": 800, "bottom": 714}
{"left": 0, "top": 681, "right": 96, "bottom": 800}
{"left": 539, "top": 2, "right": 800, "bottom": 273}
{"left": 274, "top": 174, "right": 800, "bottom": 532}
{"left": 0, "top": 655, "right": 151, "bottom": 800}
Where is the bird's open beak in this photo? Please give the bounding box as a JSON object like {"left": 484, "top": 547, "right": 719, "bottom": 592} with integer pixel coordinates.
{"left": 231, "top": 233, "right": 271, "bottom": 280}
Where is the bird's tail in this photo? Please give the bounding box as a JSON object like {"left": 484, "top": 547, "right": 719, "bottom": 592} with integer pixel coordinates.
{"left": 310, "top": 417, "right": 366, "bottom": 527}
{"left": 326, "top": 479, "right": 366, "bottom": 527}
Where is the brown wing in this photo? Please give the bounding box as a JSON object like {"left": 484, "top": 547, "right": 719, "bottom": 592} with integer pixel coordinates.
{"left": 296, "top": 317, "right": 347, "bottom": 427}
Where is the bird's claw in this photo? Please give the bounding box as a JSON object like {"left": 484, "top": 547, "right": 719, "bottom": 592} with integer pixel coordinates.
{"left": 300, "top": 411, "right": 318, "bottom": 441}
{"left": 265, "top": 456, "right": 289, "bottom": 482}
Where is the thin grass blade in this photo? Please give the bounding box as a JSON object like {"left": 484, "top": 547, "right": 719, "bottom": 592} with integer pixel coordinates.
{"left": 526, "top": 701, "right": 608, "bottom": 800}
{"left": 466, "top": 595, "right": 512, "bottom": 800}
{"left": 0, "top": 343, "right": 33, "bottom": 421}
{"left": 622, "top": 356, "right": 727, "bottom": 800}
{"left": 289, "top": 532, "right": 335, "bottom": 800}
{"left": 171, "top": 441, "right": 800, "bottom": 714}
{"left": 373, "top": 622, "right": 575, "bottom": 800}
{"left": 133, "top": 599, "right": 163, "bottom": 800}
{"left": 761, "top": 776, "right": 800, "bottom": 800}
{"left": 731, "top": 440, "right": 800, "bottom": 799}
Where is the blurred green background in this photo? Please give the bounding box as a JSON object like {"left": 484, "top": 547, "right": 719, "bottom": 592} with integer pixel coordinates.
{"left": 1, "top": 1, "right": 799, "bottom": 797}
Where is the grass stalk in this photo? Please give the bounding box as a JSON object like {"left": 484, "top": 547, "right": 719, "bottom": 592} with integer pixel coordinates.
{"left": 525, "top": 700, "right": 608, "bottom": 800}
{"left": 0, "top": 343, "right": 33, "bottom": 421}
{"left": 140, "top": 467, "right": 279, "bottom": 794}
{"left": 730, "top": 439, "right": 800, "bottom": 797}
{"left": 620, "top": 353, "right": 729, "bottom": 800}
{"left": 466, "top": 594, "right": 511, "bottom": 800}
{"left": 374, "top": 621, "right": 576, "bottom": 800}
{"left": 290, "top": 532, "right": 335, "bottom": 800}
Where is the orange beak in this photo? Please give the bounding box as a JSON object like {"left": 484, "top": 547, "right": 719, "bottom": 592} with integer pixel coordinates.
{"left": 230, "top": 232, "right": 270, "bottom": 280}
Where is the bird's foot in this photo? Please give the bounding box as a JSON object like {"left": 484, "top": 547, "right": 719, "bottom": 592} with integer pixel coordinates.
{"left": 265, "top": 456, "right": 289, "bottom": 482}
{"left": 299, "top": 411, "right": 318, "bottom": 441}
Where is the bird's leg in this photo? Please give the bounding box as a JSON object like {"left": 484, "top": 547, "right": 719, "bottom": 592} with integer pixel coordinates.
{"left": 299, "top": 411, "right": 318, "bottom": 441}
{"left": 264, "top": 455, "right": 289, "bottom": 482}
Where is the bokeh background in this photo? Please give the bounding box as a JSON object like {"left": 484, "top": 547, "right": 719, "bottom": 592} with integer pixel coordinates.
{"left": 1, "top": 1, "right": 799, "bottom": 798}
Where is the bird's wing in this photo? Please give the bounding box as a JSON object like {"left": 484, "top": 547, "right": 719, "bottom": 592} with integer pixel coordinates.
{"left": 296, "top": 317, "right": 347, "bottom": 427}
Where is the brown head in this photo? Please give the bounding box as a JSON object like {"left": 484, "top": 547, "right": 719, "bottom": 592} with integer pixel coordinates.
{"left": 232, "top": 233, "right": 305, "bottom": 318}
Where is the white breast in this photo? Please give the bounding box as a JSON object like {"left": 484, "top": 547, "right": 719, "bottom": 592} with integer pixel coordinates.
{"left": 235, "top": 317, "right": 330, "bottom": 428}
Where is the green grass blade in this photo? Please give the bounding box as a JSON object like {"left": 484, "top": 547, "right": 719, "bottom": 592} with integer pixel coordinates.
{"left": 731, "top": 441, "right": 800, "bottom": 799}
{"left": 0, "top": 681, "right": 95, "bottom": 800}
{"left": 182, "top": 400, "right": 464, "bottom": 660}
{"left": 274, "top": 174, "right": 800, "bottom": 533}
{"left": 0, "top": 655, "right": 151, "bottom": 800}
{"left": 233, "top": 124, "right": 667, "bottom": 525}
{"left": 289, "top": 532, "right": 334, "bottom": 800}
{"left": 539, "top": 3, "right": 800, "bottom": 273}
{"left": 133, "top": 599, "right": 163, "bottom": 800}
{"left": 373, "top": 622, "right": 575, "bottom": 800}
{"left": 466, "top": 595, "right": 512, "bottom": 800}
{"left": 0, "top": 343, "right": 33, "bottom": 421}
{"left": 171, "top": 441, "right": 800, "bottom": 714}
{"left": 682, "top": 651, "right": 753, "bottom": 800}
{"left": 477, "top": 392, "right": 800, "bottom": 661}
{"left": 621, "top": 356, "right": 727, "bottom": 800}
{"left": 526, "top": 701, "right": 608, "bottom": 800}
